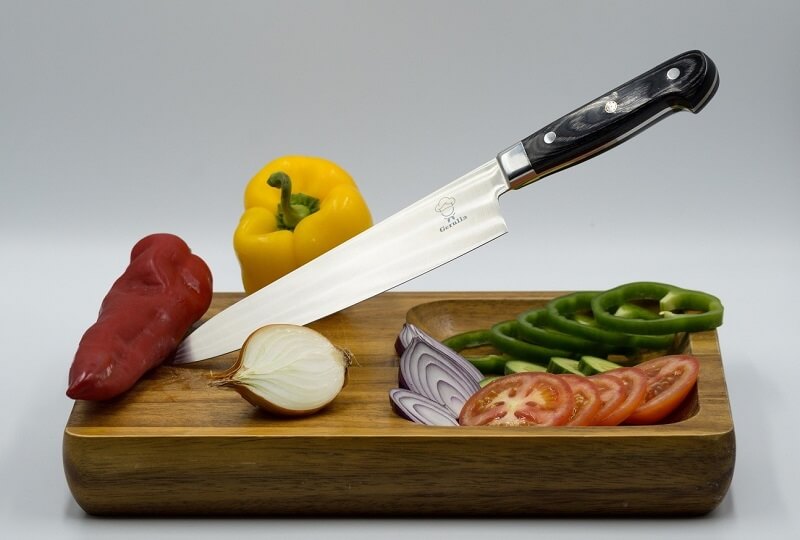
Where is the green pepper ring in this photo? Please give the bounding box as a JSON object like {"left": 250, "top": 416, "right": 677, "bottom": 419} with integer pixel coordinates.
{"left": 443, "top": 330, "right": 524, "bottom": 375}
{"left": 442, "top": 329, "right": 492, "bottom": 352}
{"left": 489, "top": 320, "right": 576, "bottom": 365}
{"left": 462, "top": 354, "right": 514, "bottom": 375}
{"left": 546, "top": 291, "right": 676, "bottom": 350}
{"left": 591, "top": 281, "right": 724, "bottom": 335}
{"left": 516, "top": 308, "right": 622, "bottom": 356}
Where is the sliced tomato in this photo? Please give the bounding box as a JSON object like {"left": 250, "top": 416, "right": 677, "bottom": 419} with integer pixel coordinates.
{"left": 590, "top": 368, "right": 647, "bottom": 426}
{"left": 560, "top": 374, "right": 602, "bottom": 426}
{"left": 587, "top": 372, "right": 626, "bottom": 424}
{"left": 625, "top": 355, "right": 700, "bottom": 425}
{"left": 458, "top": 373, "right": 573, "bottom": 426}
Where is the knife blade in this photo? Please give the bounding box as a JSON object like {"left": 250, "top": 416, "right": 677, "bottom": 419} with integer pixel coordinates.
{"left": 174, "top": 49, "right": 718, "bottom": 364}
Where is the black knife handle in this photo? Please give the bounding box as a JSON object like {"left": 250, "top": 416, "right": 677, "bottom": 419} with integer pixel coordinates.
{"left": 499, "top": 50, "right": 718, "bottom": 189}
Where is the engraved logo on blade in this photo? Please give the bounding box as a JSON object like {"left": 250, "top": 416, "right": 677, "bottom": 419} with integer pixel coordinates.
{"left": 435, "top": 196, "right": 467, "bottom": 232}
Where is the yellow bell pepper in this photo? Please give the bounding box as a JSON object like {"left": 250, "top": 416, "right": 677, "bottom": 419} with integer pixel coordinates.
{"left": 234, "top": 156, "right": 373, "bottom": 294}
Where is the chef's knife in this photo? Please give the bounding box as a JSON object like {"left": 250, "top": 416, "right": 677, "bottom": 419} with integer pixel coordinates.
{"left": 174, "top": 49, "right": 718, "bottom": 364}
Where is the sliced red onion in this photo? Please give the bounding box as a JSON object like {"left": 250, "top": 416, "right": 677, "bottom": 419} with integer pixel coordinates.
{"left": 399, "top": 338, "right": 481, "bottom": 416}
{"left": 389, "top": 388, "right": 458, "bottom": 426}
{"left": 395, "top": 323, "right": 483, "bottom": 384}
{"left": 394, "top": 323, "right": 418, "bottom": 355}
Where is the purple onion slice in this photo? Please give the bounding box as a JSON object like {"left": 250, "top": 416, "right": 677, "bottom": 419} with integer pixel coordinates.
{"left": 395, "top": 323, "right": 483, "bottom": 384}
{"left": 389, "top": 388, "right": 458, "bottom": 426}
{"left": 394, "top": 323, "right": 417, "bottom": 355}
{"left": 399, "top": 338, "right": 480, "bottom": 416}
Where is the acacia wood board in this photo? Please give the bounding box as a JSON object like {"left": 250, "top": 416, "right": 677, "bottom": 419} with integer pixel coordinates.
{"left": 63, "top": 291, "right": 735, "bottom": 516}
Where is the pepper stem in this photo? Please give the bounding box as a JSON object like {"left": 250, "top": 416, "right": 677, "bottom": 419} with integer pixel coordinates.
{"left": 267, "top": 172, "right": 320, "bottom": 231}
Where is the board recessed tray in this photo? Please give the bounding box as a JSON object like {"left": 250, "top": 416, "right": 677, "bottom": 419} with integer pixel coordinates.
{"left": 63, "top": 292, "right": 735, "bottom": 516}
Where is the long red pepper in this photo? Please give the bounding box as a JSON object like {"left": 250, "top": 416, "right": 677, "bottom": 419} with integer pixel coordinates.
{"left": 67, "top": 233, "right": 213, "bottom": 400}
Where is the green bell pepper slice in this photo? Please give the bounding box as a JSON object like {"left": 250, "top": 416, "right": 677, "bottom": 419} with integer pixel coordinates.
{"left": 547, "top": 291, "right": 676, "bottom": 350}
{"left": 489, "top": 320, "right": 576, "bottom": 365}
{"left": 442, "top": 329, "right": 492, "bottom": 351}
{"left": 463, "top": 354, "right": 515, "bottom": 375}
{"left": 591, "top": 281, "right": 724, "bottom": 335}
{"left": 516, "top": 308, "right": 623, "bottom": 356}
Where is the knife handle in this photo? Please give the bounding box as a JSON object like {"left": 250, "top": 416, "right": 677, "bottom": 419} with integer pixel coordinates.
{"left": 499, "top": 50, "right": 719, "bottom": 189}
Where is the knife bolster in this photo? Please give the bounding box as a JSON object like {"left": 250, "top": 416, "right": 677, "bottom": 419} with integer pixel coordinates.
{"left": 497, "top": 142, "right": 540, "bottom": 190}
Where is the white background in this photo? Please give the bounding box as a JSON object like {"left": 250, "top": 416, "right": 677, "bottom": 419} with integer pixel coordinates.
{"left": 2, "top": 0, "right": 799, "bottom": 538}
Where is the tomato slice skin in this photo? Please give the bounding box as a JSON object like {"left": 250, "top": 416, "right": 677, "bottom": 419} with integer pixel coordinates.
{"left": 458, "top": 373, "right": 573, "bottom": 427}
{"left": 590, "top": 368, "right": 647, "bottom": 426}
{"left": 560, "top": 374, "right": 602, "bottom": 426}
{"left": 624, "top": 355, "right": 700, "bottom": 425}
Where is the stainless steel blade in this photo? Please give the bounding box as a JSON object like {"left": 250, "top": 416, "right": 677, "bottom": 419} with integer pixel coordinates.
{"left": 173, "top": 159, "right": 510, "bottom": 363}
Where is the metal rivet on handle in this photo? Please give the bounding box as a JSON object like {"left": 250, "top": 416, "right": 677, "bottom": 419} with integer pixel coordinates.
{"left": 543, "top": 131, "right": 556, "bottom": 144}
{"left": 604, "top": 100, "right": 618, "bottom": 113}
{"left": 667, "top": 67, "right": 680, "bottom": 80}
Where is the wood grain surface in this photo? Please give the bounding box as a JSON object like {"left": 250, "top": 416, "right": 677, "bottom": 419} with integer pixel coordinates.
{"left": 63, "top": 291, "right": 735, "bottom": 516}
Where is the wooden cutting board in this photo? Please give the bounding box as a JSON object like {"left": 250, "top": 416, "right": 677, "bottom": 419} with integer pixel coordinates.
{"left": 63, "top": 291, "right": 735, "bottom": 516}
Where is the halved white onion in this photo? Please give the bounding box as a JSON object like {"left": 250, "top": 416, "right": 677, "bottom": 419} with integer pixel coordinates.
{"left": 213, "top": 324, "right": 351, "bottom": 416}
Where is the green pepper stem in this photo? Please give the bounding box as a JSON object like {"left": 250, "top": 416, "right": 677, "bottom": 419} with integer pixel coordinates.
{"left": 267, "top": 172, "right": 319, "bottom": 231}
